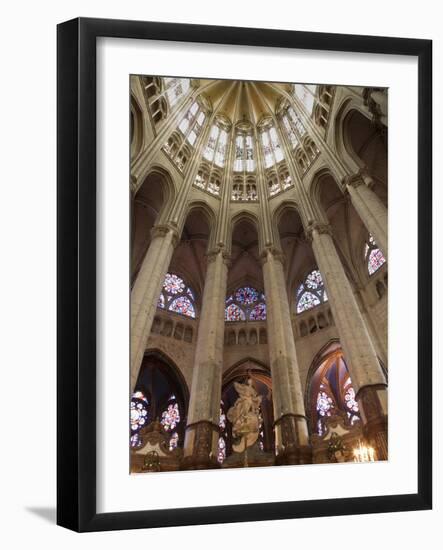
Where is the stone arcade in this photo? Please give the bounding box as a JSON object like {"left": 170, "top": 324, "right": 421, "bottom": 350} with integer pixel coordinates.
{"left": 129, "top": 77, "right": 388, "bottom": 472}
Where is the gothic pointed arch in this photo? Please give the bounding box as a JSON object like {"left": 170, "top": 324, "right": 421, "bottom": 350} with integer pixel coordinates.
{"left": 131, "top": 166, "right": 176, "bottom": 282}
{"left": 131, "top": 350, "right": 189, "bottom": 449}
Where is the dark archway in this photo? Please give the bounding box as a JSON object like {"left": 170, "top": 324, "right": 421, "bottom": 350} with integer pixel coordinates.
{"left": 131, "top": 351, "right": 189, "bottom": 450}
{"left": 131, "top": 168, "right": 174, "bottom": 283}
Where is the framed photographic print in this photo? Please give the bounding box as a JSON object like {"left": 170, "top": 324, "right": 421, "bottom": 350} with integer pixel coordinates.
{"left": 57, "top": 17, "right": 432, "bottom": 532}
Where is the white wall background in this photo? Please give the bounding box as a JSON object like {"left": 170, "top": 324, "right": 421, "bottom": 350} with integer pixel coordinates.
{"left": 0, "top": 0, "right": 440, "bottom": 547}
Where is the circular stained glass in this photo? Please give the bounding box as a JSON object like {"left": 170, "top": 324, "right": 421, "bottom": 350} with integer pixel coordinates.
{"left": 305, "top": 269, "right": 323, "bottom": 289}
{"left": 234, "top": 286, "right": 259, "bottom": 305}
{"left": 163, "top": 273, "right": 185, "bottom": 294}
{"left": 130, "top": 392, "right": 149, "bottom": 432}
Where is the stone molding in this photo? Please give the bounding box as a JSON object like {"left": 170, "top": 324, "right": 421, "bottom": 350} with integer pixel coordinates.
{"left": 259, "top": 245, "right": 285, "bottom": 266}
{"left": 305, "top": 221, "right": 333, "bottom": 242}
{"left": 150, "top": 223, "right": 180, "bottom": 248}
{"left": 205, "top": 244, "right": 231, "bottom": 266}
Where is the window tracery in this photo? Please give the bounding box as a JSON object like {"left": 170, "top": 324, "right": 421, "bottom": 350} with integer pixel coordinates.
{"left": 310, "top": 351, "right": 361, "bottom": 435}
{"left": 364, "top": 234, "right": 386, "bottom": 275}
{"left": 296, "top": 269, "right": 328, "bottom": 314}
{"left": 163, "top": 99, "right": 207, "bottom": 171}
{"left": 157, "top": 273, "right": 197, "bottom": 318}
{"left": 225, "top": 286, "right": 266, "bottom": 321}
{"left": 293, "top": 84, "right": 318, "bottom": 116}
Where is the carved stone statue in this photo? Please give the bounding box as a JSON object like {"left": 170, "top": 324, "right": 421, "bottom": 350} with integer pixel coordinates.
{"left": 227, "top": 379, "right": 262, "bottom": 452}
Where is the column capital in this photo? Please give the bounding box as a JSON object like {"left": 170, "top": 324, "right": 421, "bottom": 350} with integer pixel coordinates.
{"left": 150, "top": 223, "right": 180, "bottom": 247}
{"left": 259, "top": 245, "right": 285, "bottom": 266}
{"left": 305, "top": 221, "right": 333, "bottom": 242}
{"left": 206, "top": 244, "right": 231, "bottom": 266}
{"left": 343, "top": 167, "right": 375, "bottom": 190}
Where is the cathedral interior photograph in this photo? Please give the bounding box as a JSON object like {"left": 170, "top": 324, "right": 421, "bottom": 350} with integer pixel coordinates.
{"left": 129, "top": 76, "right": 388, "bottom": 473}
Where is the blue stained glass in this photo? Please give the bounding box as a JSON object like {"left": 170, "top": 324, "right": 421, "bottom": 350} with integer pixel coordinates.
{"left": 235, "top": 286, "right": 259, "bottom": 305}
{"left": 297, "top": 291, "right": 321, "bottom": 313}
{"left": 225, "top": 303, "right": 246, "bottom": 322}
{"left": 169, "top": 296, "right": 195, "bottom": 318}
{"left": 250, "top": 302, "right": 267, "bottom": 321}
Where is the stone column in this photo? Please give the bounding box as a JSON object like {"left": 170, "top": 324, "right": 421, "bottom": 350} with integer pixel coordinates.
{"left": 182, "top": 246, "right": 230, "bottom": 469}
{"left": 308, "top": 222, "right": 388, "bottom": 459}
{"left": 130, "top": 224, "right": 179, "bottom": 390}
{"left": 345, "top": 171, "right": 388, "bottom": 259}
{"left": 261, "top": 247, "right": 311, "bottom": 465}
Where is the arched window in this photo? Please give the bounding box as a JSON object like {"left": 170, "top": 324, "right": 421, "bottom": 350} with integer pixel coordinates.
{"left": 131, "top": 355, "right": 187, "bottom": 450}
{"left": 280, "top": 106, "right": 306, "bottom": 149}
{"left": 296, "top": 269, "right": 328, "bottom": 314}
{"left": 204, "top": 124, "right": 228, "bottom": 167}
{"left": 310, "top": 350, "right": 360, "bottom": 435}
{"left": 293, "top": 84, "right": 318, "bottom": 115}
{"left": 157, "top": 273, "right": 196, "bottom": 318}
{"left": 163, "top": 77, "right": 190, "bottom": 108}
{"left": 178, "top": 101, "right": 206, "bottom": 146}
{"left": 259, "top": 124, "right": 284, "bottom": 168}
{"left": 364, "top": 234, "right": 386, "bottom": 275}
{"left": 234, "top": 132, "right": 255, "bottom": 172}
{"left": 225, "top": 286, "right": 266, "bottom": 321}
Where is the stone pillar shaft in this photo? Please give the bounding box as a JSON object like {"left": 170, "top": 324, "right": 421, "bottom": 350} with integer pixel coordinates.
{"left": 309, "top": 223, "right": 388, "bottom": 458}
{"left": 262, "top": 248, "right": 310, "bottom": 463}
{"left": 183, "top": 248, "right": 229, "bottom": 468}
{"left": 130, "top": 225, "right": 177, "bottom": 390}
{"left": 347, "top": 176, "right": 388, "bottom": 258}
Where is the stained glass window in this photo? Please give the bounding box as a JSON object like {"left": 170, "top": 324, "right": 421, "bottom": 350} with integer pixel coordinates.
{"left": 260, "top": 125, "right": 284, "bottom": 168}
{"left": 217, "top": 436, "right": 226, "bottom": 464}
{"left": 157, "top": 272, "right": 197, "bottom": 318}
{"left": 169, "top": 432, "right": 179, "bottom": 451}
{"left": 163, "top": 273, "right": 185, "bottom": 294}
{"left": 225, "top": 303, "right": 246, "bottom": 322}
{"left": 218, "top": 402, "right": 228, "bottom": 464}
{"left": 130, "top": 391, "right": 149, "bottom": 434}
{"left": 234, "top": 133, "right": 255, "bottom": 172}
{"left": 177, "top": 101, "right": 206, "bottom": 146}
{"left": 296, "top": 269, "right": 328, "bottom": 313}
{"left": 364, "top": 234, "right": 386, "bottom": 275}
{"left": 250, "top": 303, "right": 267, "bottom": 321}
{"left": 161, "top": 402, "right": 181, "bottom": 431}
{"left": 169, "top": 296, "right": 195, "bottom": 318}
{"left": 235, "top": 286, "right": 259, "bottom": 305}
{"left": 225, "top": 286, "right": 266, "bottom": 321}
{"left": 163, "top": 78, "right": 190, "bottom": 108}
{"left": 293, "top": 84, "right": 317, "bottom": 115}
{"left": 311, "top": 351, "right": 362, "bottom": 435}
{"left": 130, "top": 433, "right": 143, "bottom": 449}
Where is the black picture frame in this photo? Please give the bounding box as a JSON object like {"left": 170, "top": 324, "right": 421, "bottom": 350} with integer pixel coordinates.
{"left": 57, "top": 17, "right": 432, "bottom": 532}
